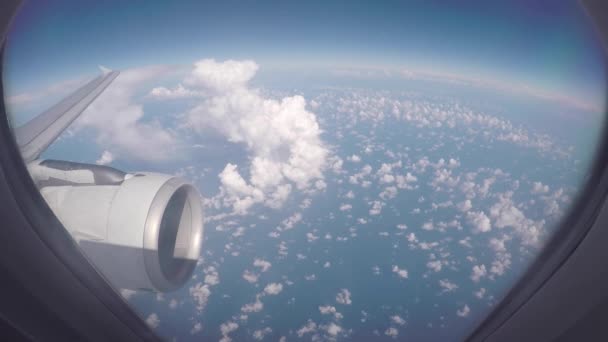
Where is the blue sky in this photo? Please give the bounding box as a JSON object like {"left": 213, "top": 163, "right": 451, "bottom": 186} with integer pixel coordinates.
{"left": 3, "top": 0, "right": 606, "bottom": 109}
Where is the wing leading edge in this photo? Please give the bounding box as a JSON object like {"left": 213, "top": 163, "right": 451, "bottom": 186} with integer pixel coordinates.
{"left": 14, "top": 70, "right": 120, "bottom": 163}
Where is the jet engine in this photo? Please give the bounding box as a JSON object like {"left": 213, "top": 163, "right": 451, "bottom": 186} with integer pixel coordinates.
{"left": 28, "top": 159, "right": 204, "bottom": 292}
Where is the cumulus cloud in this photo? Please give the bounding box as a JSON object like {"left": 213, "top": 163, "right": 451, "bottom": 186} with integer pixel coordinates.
{"left": 336, "top": 289, "right": 352, "bottom": 305}
{"left": 120, "top": 289, "right": 137, "bottom": 300}
{"left": 264, "top": 282, "right": 283, "bottom": 295}
{"left": 190, "top": 322, "right": 203, "bottom": 335}
{"left": 467, "top": 211, "right": 492, "bottom": 233}
{"left": 253, "top": 259, "right": 272, "bottom": 272}
{"left": 241, "top": 296, "right": 264, "bottom": 313}
{"left": 184, "top": 59, "right": 328, "bottom": 214}
{"left": 392, "top": 265, "right": 409, "bottom": 279}
{"left": 95, "top": 150, "right": 114, "bottom": 165}
{"left": 252, "top": 327, "right": 272, "bottom": 340}
{"left": 319, "top": 305, "right": 343, "bottom": 320}
{"left": 474, "top": 288, "right": 487, "bottom": 299}
{"left": 77, "top": 65, "right": 180, "bottom": 162}
{"left": 324, "top": 323, "right": 343, "bottom": 337}
{"left": 297, "top": 321, "right": 318, "bottom": 338}
{"left": 145, "top": 313, "right": 160, "bottom": 329}
{"left": 369, "top": 200, "right": 385, "bottom": 215}
{"left": 190, "top": 282, "right": 211, "bottom": 312}
{"left": 457, "top": 304, "right": 471, "bottom": 317}
{"left": 339, "top": 203, "right": 353, "bottom": 211}
{"left": 391, "top": 315, "right": 407, "bottom": 326}
{"left": 385, "top": 327, "right": 399, "bottom": 338}
{"left": 427, "top": 260, "right": 443, "bottom": 272}
{"left": 348, "top": 154, "right": 361, "bottom": 163}
{"left": 242, "top": 270, "right": 259, "bottom": 284}
{"left": 471, "top": 264, "right": 487, "bottom": 283}
{"left": 457, "top": 199, "right": 472, "bottom": 212}
{"left": 220, "top": 321, "right": 239, "bottom": 342}
{"left": 185, "top": 59, "right": 258, "bottom": 92}
{"left": 489, "top": 192, "right": 544, "bottom": 247}
{"left": 439, "top": 279, "right": 458, "bottom": 293}
{"left": 148, "top": 83, "right": 203, "bottom": 99}
{"left": 204, "top": 266, "right": 220, "bottom": 286}
{"left": 531, "top": 181, "right": 550, "bottom": 194}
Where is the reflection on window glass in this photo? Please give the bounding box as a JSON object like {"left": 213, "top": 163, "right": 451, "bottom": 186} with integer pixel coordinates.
{"left": 3, "top": 1, "right": 606, "bottom": 341}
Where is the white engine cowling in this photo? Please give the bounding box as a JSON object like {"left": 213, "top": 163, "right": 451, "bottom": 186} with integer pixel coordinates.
{"left": 30, "top": 160, "right": 204, "bottom": 292}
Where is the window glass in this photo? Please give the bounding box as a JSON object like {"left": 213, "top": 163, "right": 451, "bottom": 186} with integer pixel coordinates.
{"left": 3, "top": 1, "right": 606, "bottom": 341}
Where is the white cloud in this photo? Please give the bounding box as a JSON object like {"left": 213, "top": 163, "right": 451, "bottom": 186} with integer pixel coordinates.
{"left": 319, "top": 305, "right": 337, "bottom": 315}
{"left": 279, "top": 212, "right": 302, "bottom": 231}
{"left": 474, "top": 288, "right": 486, "bottom": 299}
{"left": 241, "top": 296, "right": 264, "bottom": 313}
{"left": 169, "top": 299, "right": 178, "bottom": 310}
{"left": 391, "top": 315, "right": 407, "bottom": 326}
{"left": 339, "top": 203, "right": 353, "bottom": 211}
{"left": 380, "top": 186, "right": 398, "bottom": 200}
{"left": 253, "top": 259, "right": 272, "bottom": 272}
{"left": 490, "top": 253, "right": 512, "bottom": 277}
{"left": 95, "top": 150, "right": 114, "bottom": 165}
{"left": 471, "top": 265, "right": 487, "bottom": 283}
{"left": 392, "top": 265, "right": 409, "bottom": 279}
{"left": 324, "top": 323, "right": 343, "bottom": 336}
{"left": 319, "top": 305, "right": 343, "bottom": 320}
{"left": 204, "top": 273, "right": 219, "bottom": 286}
{"left": 489, "top": 192, "right": 544, "bottom": 247}
{"left": 119, "top": 289, "right": 137, "bottom": 300}
{"left": 348, "top": 154, "right": 361, "bottom": 163}
{"left": 190, "top": 322, "right": 203, "bottom": 335}
{"left": 531, "top": 181, "right": 550, "bottom": 194}
{"left": 369, "top": 200, "right": 385, "bottom": 215}
{"left": 306, "top": 232, "right": 319, "bottom": 242}
{"left": 457, "top": 304, "right": 471, "bottom": 317}
{"left": 422, "top": 221, "right": 435, "bottom": 231}
{"left": 457, "top": 199, "right": 472, "bottom": 212}
{"left": 204, "top": 266, "right": 220, "bottom": 286}
{"left": 148, "top": 83, "right": 203, "bottom": 99}
{"left": 427, "top": 260, "right": 443, "bottom": 272}
{"left": 396, "top": 172, "right": 418, "bottom": 189}
{"left": 439, "top": 279, "right": 458, "bottom": 293}
{"left": 336, "top": 289, "right": 352, "bottom": 305}
{"left": 467, "top": 211, "right": 492, "bottom": 233}
{"left": 385, "top": 327, "right": 399, "bottom": 338}
{"left": 189, "top": 282, "right": 211, "bottom": 312}
{"left": 145, "top": 313, "right": 160, "bottom": 329}
{"left": 264, "top": 282, "right": 283, "bottom": 295}
{"left": 243, "top": 270, "right": 259, "bottom": 284}
{"left": 184, "top": 59, "right": 328, "bottom": 214}
{"left": 185, "top": 59, "right": 258, "bottom": 92}
{"left": 252, "top": 327, "right": 272, "bottom": 341}
{"left": 77, "top": 65, "right": 180, "bottom": 162}
{"left": 297, "top": 321, "right": 317, "bottom": 337}
{"left": 220, "top": 321, "right": 239, "bottom": 342}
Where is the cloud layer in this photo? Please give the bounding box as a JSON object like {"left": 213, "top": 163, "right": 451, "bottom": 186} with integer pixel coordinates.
{"left": 184, "top": 59, "right": 328, "bottom": 214}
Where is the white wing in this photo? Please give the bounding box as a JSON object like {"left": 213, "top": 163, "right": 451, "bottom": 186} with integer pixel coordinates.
{"left": 13, "top": 70, "right": 119, "bottom": 162}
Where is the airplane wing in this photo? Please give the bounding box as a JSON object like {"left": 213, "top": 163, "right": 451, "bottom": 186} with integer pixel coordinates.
{"left": 13, "top": 70, "right": 120, "bottom": 163}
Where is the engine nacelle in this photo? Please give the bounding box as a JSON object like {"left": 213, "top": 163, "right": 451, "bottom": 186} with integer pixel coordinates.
{"left": 29, "top": 160, "right": 204, "bottom": 292}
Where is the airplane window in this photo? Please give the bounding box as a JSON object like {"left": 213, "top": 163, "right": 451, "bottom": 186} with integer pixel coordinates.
{"left": 2, "top": 1, "right": 606, "bottom": 341}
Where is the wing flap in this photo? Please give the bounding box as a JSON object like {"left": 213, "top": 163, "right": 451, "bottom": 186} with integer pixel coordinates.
{"left": 14, "top": 70, "right": 120, "bottom": 163}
